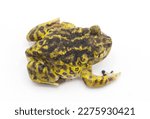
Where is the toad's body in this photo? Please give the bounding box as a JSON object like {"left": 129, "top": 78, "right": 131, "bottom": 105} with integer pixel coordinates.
{"left": 25, "top": 18, "right": 119, "bottom": 88}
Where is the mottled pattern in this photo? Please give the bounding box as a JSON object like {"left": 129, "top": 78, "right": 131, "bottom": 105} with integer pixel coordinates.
{"left": 25, "top": 18, "right": 120, "bottom": 88}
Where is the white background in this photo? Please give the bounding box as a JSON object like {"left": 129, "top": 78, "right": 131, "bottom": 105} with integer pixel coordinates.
{"left": 0, "top": 0, "right": 150, "bottom": 118}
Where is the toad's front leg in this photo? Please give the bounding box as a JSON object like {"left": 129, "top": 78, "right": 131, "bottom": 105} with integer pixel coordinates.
{"left": 81, "top": 66, "right": 120, "bottom": 88}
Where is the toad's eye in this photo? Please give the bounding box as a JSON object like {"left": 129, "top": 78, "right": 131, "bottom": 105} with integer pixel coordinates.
{"left": 90, "top": 25, "right": 101, "bottom": 35}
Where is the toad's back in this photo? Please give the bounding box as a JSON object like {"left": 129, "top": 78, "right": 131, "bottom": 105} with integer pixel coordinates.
{"left": 36, "top": 27, "right": 99, "bottom": 65}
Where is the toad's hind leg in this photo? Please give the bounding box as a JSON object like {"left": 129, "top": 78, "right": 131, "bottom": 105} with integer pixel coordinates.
{"left": 27, "top": 59, "right": 60, "bottom": 86}
{"left": 81, "top": 66, "right": 120, "bottom": 88}
{"left": 26, "top": 18, "right": 60, "bottom": 41}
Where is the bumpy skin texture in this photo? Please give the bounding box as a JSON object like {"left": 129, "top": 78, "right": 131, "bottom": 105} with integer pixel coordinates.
{"left": 25, "top": 18, "right": 120, "bottom": 88}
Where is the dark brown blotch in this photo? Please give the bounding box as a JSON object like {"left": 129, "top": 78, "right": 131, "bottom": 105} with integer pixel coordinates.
{"left": 62, "top": 65, "right": 67, "bottom": 70}
{"left": 99, "top": 79, "right": 103, "bottom": 85}
{"left": 56, "top": 78, "right": 66, "bottom": 84}
{"left": 39, "top": 26, "right": 45, "bottom": 34}
{"left": 75, "top": 67, "right": 79, "bottom": 71}
{"left": 69, "top": 67, "right": 74, "bottom": 74}
{"left": 29, "top": 27, "right": 37, "bottom": 40}
{"left": 46, "top": 22, "right": 57, "bottom": 27}
{"left": 36, "top": 32, "right": 42, "bottom": 40}
{"left": 38, "top": 64, "right": 45, "bottom": 73}
{"left": 105, "top": 80, "right": 108, "bottom": 84}
{"left": 108, "top": 77, "right": 113, "bottom": 82}
{"left": 56, "top": 69, "right": 60, "bottom": 73}
{"left": 49, "top": 73, "right": 55, "bottom": 78}
{"left": 62, "top": 72, "right": 67, "bottom": 75}
{"left": 94, "top": 79, "right": 98, "bottom": 84}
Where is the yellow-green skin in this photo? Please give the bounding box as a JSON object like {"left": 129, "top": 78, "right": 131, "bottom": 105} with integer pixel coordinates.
{"left": 25, "top": 18, "right": 120, "bottom": 88}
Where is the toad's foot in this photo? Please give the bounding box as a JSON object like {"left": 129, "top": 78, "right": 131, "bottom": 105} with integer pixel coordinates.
{"left": 81, "top": 67, "right": 120, "bottom": 88}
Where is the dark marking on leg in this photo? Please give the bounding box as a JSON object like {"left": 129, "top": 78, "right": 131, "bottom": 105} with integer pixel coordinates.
{"left": 56, "top": 69, "right": 60, "bottom": 73}
{"left": 38, "top": 64, "right": 45, "bottom": 73}
{"left": 100, "top": 79, "right": 103, "bottom": 85}
{"left": 82, "top": 77, "right": 88, "bottom": 85}
{"left": 32, "top": 61, "right": 36, "bottom": 69}
{"left": 75, "top": 67, "right": 79, "bottom": 71}
{"left": 62, "top": 72, "right": 67, "bottom": 75}
{"left": 32, "top": 75, "right": 37, "bottom": 80}
{"left": 42, "top": 75, "right": 49, "bottom": 82}
{"left": 56, "top": 78, "right": 66, "bottom": 84}
{"left": 49, "top": 72, "right": 55, "bottom": 79}
{"left": 105, "top": 79, "right": 108, "bottom": 84}
{"left": 69, "top": 67, "right": 74, "bottom": 74}
{"left": 108, "top": 77, "right": 113, "bottom": 82}
{"left": 89, "top": 75, "right": 92, "bottom": 79}
{"left": 95, "top": 79, "right": 98, "bottom": 84}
